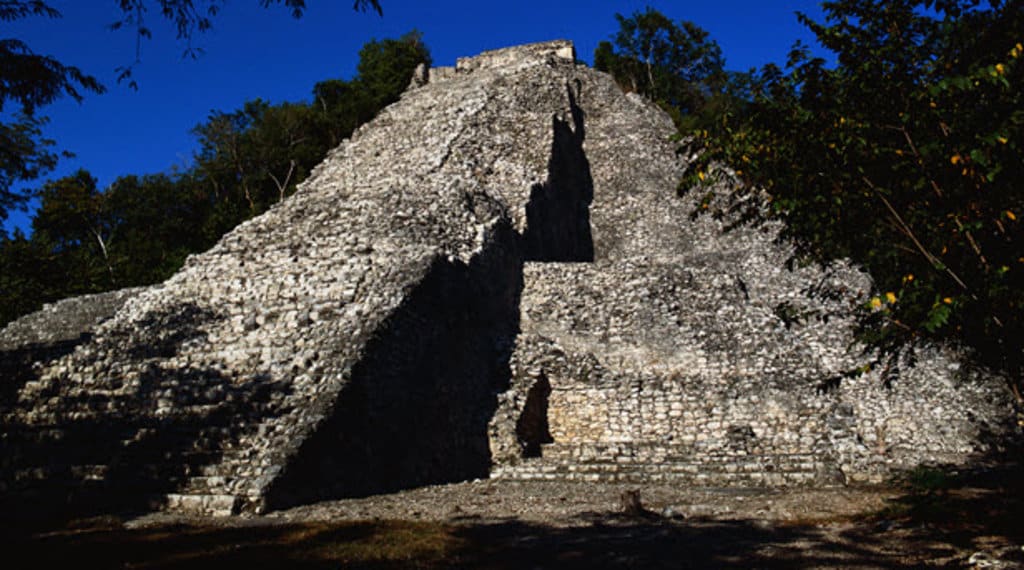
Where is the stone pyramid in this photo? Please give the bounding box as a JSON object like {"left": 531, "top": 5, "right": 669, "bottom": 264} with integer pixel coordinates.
{"left": 1, "top": 41, "right": 1016, "bottom": 516}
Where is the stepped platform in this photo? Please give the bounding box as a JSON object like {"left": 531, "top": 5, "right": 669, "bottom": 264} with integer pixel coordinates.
{"left": 1, "top": 40, "right": 1016, "bottom": 517}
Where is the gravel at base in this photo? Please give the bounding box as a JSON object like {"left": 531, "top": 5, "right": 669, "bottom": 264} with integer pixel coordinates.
{"left": 269, "top": 480, "right": 895, "bottom": 526}
{"left": 118, "top": 480, "right": 1024, "bottom": 568}
{"left": 128, "top": 480, "right": 897, "bottom": 529}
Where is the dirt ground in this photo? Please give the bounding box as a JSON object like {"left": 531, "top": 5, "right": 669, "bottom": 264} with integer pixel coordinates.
{"left": 3, "top": 464, "right": 1023, "bottom": 569}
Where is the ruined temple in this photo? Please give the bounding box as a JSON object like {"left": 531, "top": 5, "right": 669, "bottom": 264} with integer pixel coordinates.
{"left": 0, "top": 41, "right": 1017, "bottom": 516}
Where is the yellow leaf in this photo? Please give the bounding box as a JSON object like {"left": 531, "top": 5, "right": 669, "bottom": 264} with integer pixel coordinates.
{"left": 697, "top": 171, "right": 706, "bottom": 181}
{"left": 1007, "top": 210, "right": 1017, "bottom": 221}
{"left": 950, "top": 154, "right": 961, "bottom": 165}
{"left": 998, "top": 136, "right": 1009, "bottom": 144}
{"left": 903, "top": 273, "right": 914, "bottom": 283}
{"left": 929, "top": 101, "right": 937, "bottom": 108}
{"left": 869, "top": 297, "right": 883, "bottom": 310}
{"left": 943, "top": 297, "right": 954, "bottom": 305}
{"left": 995, "top": 63, "right": 1006, "bottom": 75}
{"left": 885, "top": 292, "right": 897, "bottom": 304}
{"left": 895, "top": 149, "right": 904, "bottom": 156}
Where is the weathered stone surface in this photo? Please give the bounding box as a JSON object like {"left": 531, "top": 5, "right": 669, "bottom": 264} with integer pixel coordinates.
{"left": 0, "top": 40, "right": 584, "bottom": 515}
{"left": 0, "top": 288, "right": 145, "bottom": 411}
{"left": 486, "top": 44, "right": 1017, "bottom": 485}
{"left": 0, "top": 288, "right": 146, "bottom": 352}
{"left": 0, "top": 39, "right": 1017, "bottom": 517}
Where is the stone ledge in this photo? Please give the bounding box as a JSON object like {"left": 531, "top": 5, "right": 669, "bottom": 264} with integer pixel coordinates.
{"left": 165, "top": 493, "right": 240, "bottom": 517}
{"left": 455, "top": 40, "right": 575, "bottom": 74}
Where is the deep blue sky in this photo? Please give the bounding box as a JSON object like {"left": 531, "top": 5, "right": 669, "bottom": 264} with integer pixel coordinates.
{"left": 3, "top": 0, "right": 829, "bottom": 233}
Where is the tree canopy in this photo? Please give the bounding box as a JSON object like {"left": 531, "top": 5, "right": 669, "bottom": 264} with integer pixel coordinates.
{"left": 594, "top": 7, "right": 727, "bottom": 127}
{"left": 0, "top": 0, "right": 384, "bottom": 228}
{"left": 684, "top": 0, "right": 1023, "bottom": 398}
{"left": 1, "top": 2, "right": 104, "bottom": 227}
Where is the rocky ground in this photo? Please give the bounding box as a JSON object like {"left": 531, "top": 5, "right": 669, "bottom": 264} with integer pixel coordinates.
{"left": 4, "top": 464, "right": 1022, "bottom": 569}
{"left": 261, "top": 479, "right": 895, "bottom": 526}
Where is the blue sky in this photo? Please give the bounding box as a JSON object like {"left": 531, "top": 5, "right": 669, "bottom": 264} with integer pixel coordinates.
{"left": 3, "top": 0, "right": 829, "bottom": 233}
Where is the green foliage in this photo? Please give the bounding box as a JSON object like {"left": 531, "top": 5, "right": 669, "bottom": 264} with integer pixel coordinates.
{"left": 1, "top": 0, "right": 384, "bottom": 222}
{"left": 0, "top": 229, "right": 57, "bottom": 325}
{"left": 357, "top": 31, "right": 430, "bottom": 108}
{"left": 102, "top": 172, "right": 212, "bottom": 284}
{"left": 686, "top": 0, "right": 1024, "bottom": 391}
{"left": 0, "top": 2, "right": 104, "bottom": 225}
{"left": 191, "top": 31, "right": 429, "bottom": 236}
{"left": 1, "top": 113, "right": 58, "bottom": 225}
{"left": 0, "top": 32, "right": 429, "bottom": 328}
{"left": 192, "top": 99, "right": 317, "bottom": 232}
{"left": 593, "top": 7, "right": 729, "bottom": 127}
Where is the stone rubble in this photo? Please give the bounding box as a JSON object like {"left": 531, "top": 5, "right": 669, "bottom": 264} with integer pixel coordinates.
{"left": 0, "top": 40, "right": 1017, "bottom": 517}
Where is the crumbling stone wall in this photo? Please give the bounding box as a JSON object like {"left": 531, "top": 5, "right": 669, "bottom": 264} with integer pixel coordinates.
{"left": 0, "top": 288, "right": 144, "bottom": 411}
{"left": 484, "top": 43, "right": 1018, "bottom": 485}
{"left": 0, "top": 40, "right": 1017, "bottom": 518}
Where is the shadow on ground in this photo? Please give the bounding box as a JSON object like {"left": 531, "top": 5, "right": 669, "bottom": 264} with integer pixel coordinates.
{"left": 2, "top": 462, "right": 1022, "bottom": 569}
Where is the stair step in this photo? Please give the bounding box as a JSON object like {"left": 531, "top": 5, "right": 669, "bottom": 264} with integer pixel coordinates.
{"left": 165, "top": 493, "right": 241, "bottom": 516}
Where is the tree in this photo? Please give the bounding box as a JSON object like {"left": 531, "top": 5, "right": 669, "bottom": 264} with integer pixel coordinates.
{"left": 356, "top": 31, "right": 431, "bottom": 108}
{"left": 192, "top": 30, "right": 430, "bottom": 236}
{"left": 686, "top": 0, "right": 1024, "bottom": 398}
{"left": 0, "top": 0, "right": 385, "bottom": 225}
{"left": 1, "top": 2, "right": 104, "bottom": 228}
{"left": 0, "top": 167, "right": 212, "bottom": 321}
{"left": 311, "top": 78, "right": 369, "bottom": 147}
{"left": 191, "top": 99, "right": 323, "bottom": 230}
{"left": 594, "top": 7, "right": 725, "bottom": 123}
{"left": 102, "top": 172, "right": 212, "bottom": 284}
{"left": 32, "top": 169, "right": 118, "bottom": 288}
{"left": 0, "top": 228, "right": 57, "bottom": 325}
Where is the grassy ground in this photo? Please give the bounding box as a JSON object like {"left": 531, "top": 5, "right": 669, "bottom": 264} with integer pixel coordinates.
{"left": 3, "top": 464, "right": 1022, "bottom": 569}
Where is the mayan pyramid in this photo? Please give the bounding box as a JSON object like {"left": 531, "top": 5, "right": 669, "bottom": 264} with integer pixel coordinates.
{"left": 0, "top": 41, "right": 1016, "bottom": 516}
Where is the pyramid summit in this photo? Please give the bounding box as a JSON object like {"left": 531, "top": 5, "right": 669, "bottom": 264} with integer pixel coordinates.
{"left": 0, "top": 40, "right": 1016, "bottom": 516}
